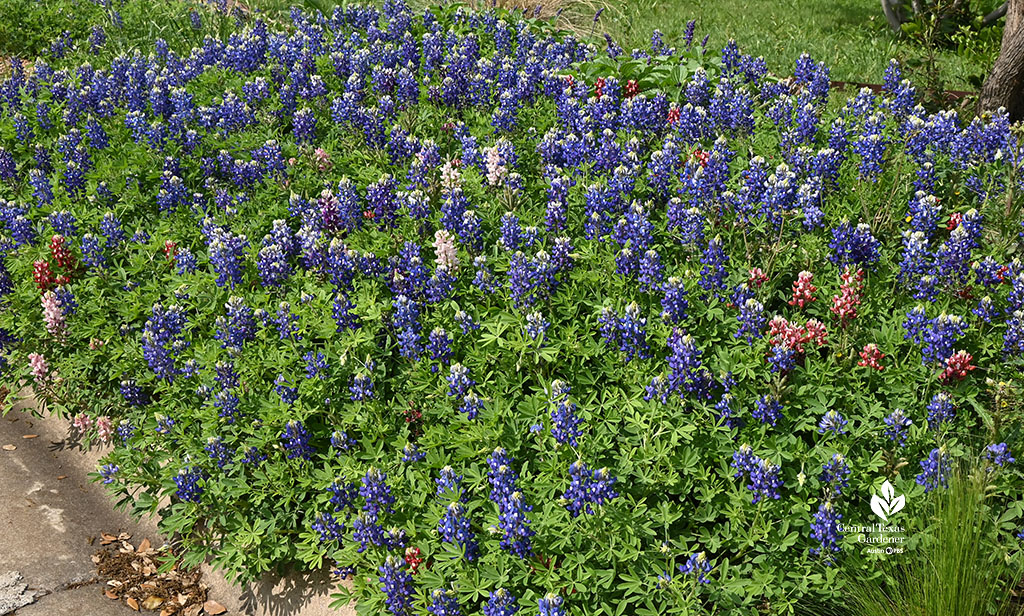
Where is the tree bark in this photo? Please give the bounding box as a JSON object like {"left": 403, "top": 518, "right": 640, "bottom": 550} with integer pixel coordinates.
{"left": 980, "top": 0, "right": 1024, "bottom": 121}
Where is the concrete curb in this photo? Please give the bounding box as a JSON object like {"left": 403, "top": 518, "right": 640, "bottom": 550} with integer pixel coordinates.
{"left": 2, "top": 394, "right": 354, "bottom": 616}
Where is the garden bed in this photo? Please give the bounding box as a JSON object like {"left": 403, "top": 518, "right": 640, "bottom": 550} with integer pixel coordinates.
{"left": 1, "top": 1, "right": 1023, "bottom": 615}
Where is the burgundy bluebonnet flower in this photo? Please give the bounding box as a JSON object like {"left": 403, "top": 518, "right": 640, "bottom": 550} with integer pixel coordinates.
{"left": 857, "top": 344, "right": 885, "bottom": 370}
{"left": 789, "top": 271, "right": 817, "bottom": 308}
{"left": 939, "top": 350, "right": 976, "bottom": 383}
{"left": 281, "top": 420, "right": 315, "bottom": 460}
{"left": 830, "top": 267, "right": 865, "bottom": 327}
{"left": 916, "top": 447, "right": 949, "bottom": 493}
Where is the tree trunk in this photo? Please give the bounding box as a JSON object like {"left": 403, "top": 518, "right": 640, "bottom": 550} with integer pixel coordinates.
{"left": 980, "top": 0, "right": 1024, "bottom": 121}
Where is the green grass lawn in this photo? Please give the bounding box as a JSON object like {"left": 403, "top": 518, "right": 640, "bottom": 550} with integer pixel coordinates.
{"left": 0, "top": 0, "right": 1004, "bottom": 93}
{"left": 596, "top": 0, "right": 1003, "bottom": 90}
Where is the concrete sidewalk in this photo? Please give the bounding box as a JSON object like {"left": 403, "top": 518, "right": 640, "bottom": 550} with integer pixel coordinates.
{"left": 0, "top": 401, "right": 353, "bottom": 616}
{"left": 0, "top": 405, "right": 162, "bottom": 615}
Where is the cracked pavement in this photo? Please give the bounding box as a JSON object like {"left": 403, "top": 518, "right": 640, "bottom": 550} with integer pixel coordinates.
{"left": 0, "top": 402, "right": 159, "bottom": 615}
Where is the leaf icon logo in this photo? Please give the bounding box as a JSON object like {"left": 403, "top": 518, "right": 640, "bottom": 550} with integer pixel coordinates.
{"left": 869, "top": 480, "right": 905, "bottom": 522}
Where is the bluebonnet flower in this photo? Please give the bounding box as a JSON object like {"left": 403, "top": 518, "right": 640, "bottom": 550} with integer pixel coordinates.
{"left": 753, "top": 394, "right": 782, "bottom": 426}
{"left": 116, "top": 421, "right": 136, "bottom": 445}
{"left": 925, "top": 393, "right": 955, "bottom": 431}
{"left": 883, "top": 409, "right": 912, "bottom": 446}
{"left": 174, "top": 467, "right": 205, "bottom": 503}
{"left": 487, "top": 448, "right": 534, "bottom": 558}
{"left": 538, "top": 594, "right": 566, "bottom": 616}
{"left": 854, "top": 113, "right": 887, "bottom": 181}
{"left": 735, "top": 298, "right": 766, "bottom": 344}
{"left": 214, "top": 296, "right": 257, "bottom": 353}
{"left": 331, "top": 430, "right": 356, "bottom": 453}
{"left": 820, "top": 454, "right": 851, "bottom": 496}
{"left": 525, "top": 312, "right": 549, "bottom": 342}
{"left": 155, "top": 415, "right": 175, "bottom": 435}
{"left": 447, "top": 363, "right": 474, "bottom": 398}
{"left": 829, "top": 221, "right": 880, "bottom": 268}
{"left": 818, "top": 410, "right": 848, "bottom": 435}
{"left": 427, "top": 328, "right": 453, "bottom": 371}
{"left": 360, "top": 468, "right": 396, "bottom": 519}
{"left": 99, "top": 464, "right": 119, "bottom": 485}
{"left": 598, "top": 303, "right": 651, "bottom": 362}
{"left": 699, "top": 236, "right": 730, "bottom": 298}
{"left": 984, "top": 443, "right": 1015, "bottom": 472}
{"left": 549, "top": 380, "right": 583, "bottom": 447}
{"left": 428, "top": 589, "right": 462, "bottom": 616}
{"left": 660, "top": 277, "right": 689, "bottom": 324}
{"left": 141, "top": 304, "right": 189, "bottom": 382}
{"left": 378, "top": 556, "right": 414, "bottom": 616}
{"left": 350, "top": 373, "right": 375, "bottom": 401}
{"left": 436, "top": 466, "right": 465, "bottom": 500}
{"left": 205, "top": 437, "right": 232, "bottom": 469}
{"left": 304, "top": 351, "right": 328, "bottom": 379}
{"left": 402, "top": 443, "right": 426, "bottom": 463}
{"left": 809, "top": 501, "right": 842, "bottom": 559}
{"left": 916, "top": 447, "right": 949, "bottom": 493}
{"left": 393, "top": 295, "right": 422, "bottom": 360}
{"left": 733, "top": 445, "right": 783, "bottom": 503}
{"left": 281, "top": 420, "right": 315, "bottom": 460}
{"left": 678, "top": 552, "right": 712, "bottom": 584}
{"left": 311, "top": 512, "right": 345, "bottom": 545}
{"left": 119, "top": 379, "right": 150, "bottom": 407}
{"left": 275, "top": 375, "right": 298, "bottom": 406}
{"left": 483, "top": 589, "right": 518, "bottom": 616}
{"left": 562, "top": 461, "right": 618, "bottom": 516}
{"left": 241, "top": 447, "right": 267, "bottom": 465}
{"left": 767, "top": 344, "right": 796, "bottom": 374}
{"left": 438, "top": 502, "right": 478, "bottom": 561}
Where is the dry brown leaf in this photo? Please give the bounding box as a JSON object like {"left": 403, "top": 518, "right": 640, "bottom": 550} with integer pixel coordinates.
{"left": 100, "top": 533, "right": 117, "bottom": 545}
{"left": 177, "top": 593, "right": 190, "bottom": 605}
{"left": 118, "top": 532, "right": 132, "bottom": 540}
{"left": 2, "top": 444, "right": 16, "bottom": 451}
{"left": 184, "top": 605, "right": 202, "bottom": 616}
{"left": 22, "top": 434, "right": 38, "bottom": 439}
{"left": 104, "top": 590, "right": 120, "bottom": 600}
{"left": 142, "top": 596, "right": 165, "bottom": 610}
{"left": 138, "top": 538, "right": 151, "bottom": 553}
{"left": 91, "top": 555, "right": 101, "bottom": 565}
{"left": 203, "top": 599, "right": 227, "bottom": 615}
{"left": 126, "top": 597, "right": 140, "bottom": 611}
{"left": 140, "top": 583, "right": 159, "bottom": 592}
{"left": 160, "top": 608, "right": 176, "bottom": 616}
{"left": 57, "top": 475, "right": 67, "bottom": 480}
